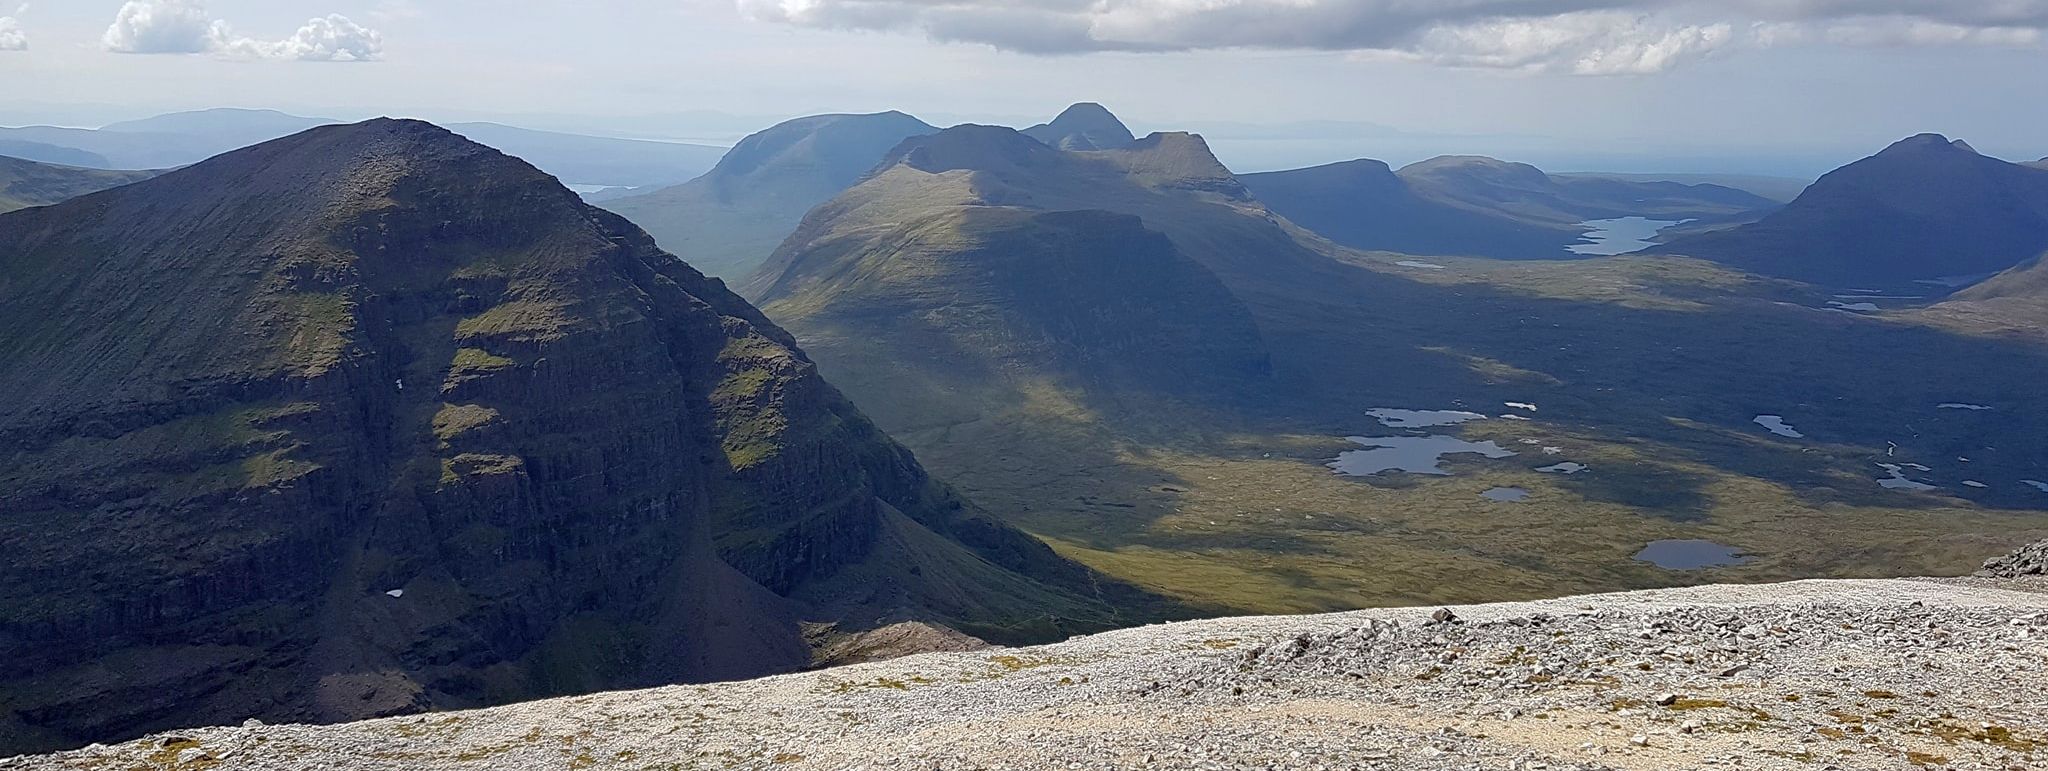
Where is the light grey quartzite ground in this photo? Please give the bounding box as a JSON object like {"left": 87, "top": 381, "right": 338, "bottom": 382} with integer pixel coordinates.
{"left": 8, "top": 578, "right": 2045, "bottom": 771}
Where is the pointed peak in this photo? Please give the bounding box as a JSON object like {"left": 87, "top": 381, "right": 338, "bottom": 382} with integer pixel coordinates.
{"left": 1052, "top": 102, "right": 1121, "bottom": 123}
{"left": 1023, "top": 103, "right": 1136, "bottom": 151}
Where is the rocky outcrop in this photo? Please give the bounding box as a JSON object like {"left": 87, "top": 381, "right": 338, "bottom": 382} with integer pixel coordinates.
{"left": 1981, "top": 539, "right": 2048, "bottom": 577}
{"left": 0, "top": 119, "right": 1140, "bottom": 756}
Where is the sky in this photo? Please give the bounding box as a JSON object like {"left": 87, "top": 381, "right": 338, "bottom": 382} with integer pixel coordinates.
{"left": 2, "top": 0, "right": 2047, "bottom": 176}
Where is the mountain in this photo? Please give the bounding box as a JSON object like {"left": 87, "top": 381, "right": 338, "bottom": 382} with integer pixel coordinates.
{"left": 1022, "top": 103, "right": 1137, "bottom": 151}
{"left": 99, "top": 108, "right": 339, "bottom": 149}
{"left": 1239, "top": 156, "right": 1778, "bottom": 259}
{"left": 0, "top": 119, "right": 1144, "bottom": 755}
{"left": 600, "top": 111, "right": 937, "bottom": 279}
{"left": 1397, "top": 155, "right": 1777, "bottom": 227}
{"left": 745, "top": 123, "right": 1294, "bottom": 433}
{"left": 1551, "top": 171, "right": 1812, "bottom": 203}
{"left": 2, "top": 109, "right": 727, "bottom": 186}
{"left": 441, "top": 122, "right": 726, "bottom": 187}
{"left": 1241, "top": 159, "right": 1584, "bottom": 258}
{"left": 0, "top": 155, "right": 158, "bottom": 213}
{"left": 1652, "top": 134, "right": 2048, "bottom": 286}
{"left": 0, "top": 140, "right": 112, "bottom": 169}
{"left": 0, "top": 124, "right": 243, "bottom": 170}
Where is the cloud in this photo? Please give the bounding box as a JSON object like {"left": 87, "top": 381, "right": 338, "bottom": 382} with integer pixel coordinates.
{"left": 735, "top": 0, "right": 2048, "bottom": 73}
{"left": 0, "top": 15, "right": 23, "bottom": 52}
{"left": 102, "top": 0, "right": 382, "bottom": 61}
{"left": 1383, "top": 12, "right": 1736, "bottom": 74}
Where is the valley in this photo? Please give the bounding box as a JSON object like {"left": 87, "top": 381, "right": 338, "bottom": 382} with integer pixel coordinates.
{"left": 736, "top": 113, "right": 2048, "bottom": 618}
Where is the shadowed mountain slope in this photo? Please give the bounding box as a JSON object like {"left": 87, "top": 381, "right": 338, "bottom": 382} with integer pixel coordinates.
{"left": 1022, "top": 103, "right": 1137, "bottom": 151}
{"left": 600, "top": 111, "right": 937, "bottom": 279}
{"left": 0, "top": 119, "right": 1142, "bottom": 756}
{"left": 0, "top": 155, "right": 158, "bottom": 213}
{"left": 1653, "top": 135, "right": 2048, "bottom": 286}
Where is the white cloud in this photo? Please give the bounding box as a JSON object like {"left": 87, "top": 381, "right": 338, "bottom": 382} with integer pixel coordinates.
{"left": 736, "top": 0, "right": 2048, "bottom": 74}
{"left": 102, "top": 0, "right": 216, "bottom": 53}
{"left": 0, "top": 15, "right": 24, "bottom": 52}
{"left": 102, "top": 0, "right": 383, "bottom": 61}
{"left": 1386, "top": 12, "right": 1735, "bottom": 74}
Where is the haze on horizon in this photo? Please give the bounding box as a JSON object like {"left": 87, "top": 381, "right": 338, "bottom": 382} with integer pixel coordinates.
{"left": 3, "top": 0, "right": 2047, "bottom": 176}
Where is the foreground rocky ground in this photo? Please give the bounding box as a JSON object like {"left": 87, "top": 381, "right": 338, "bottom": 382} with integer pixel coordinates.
{"left": 8, "top": 577, "right": 2044, "bottom": 771}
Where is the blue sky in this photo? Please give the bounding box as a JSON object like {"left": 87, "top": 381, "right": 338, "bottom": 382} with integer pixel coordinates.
{"left": 3, "top": 1, "right": 2047, "bottom": 175}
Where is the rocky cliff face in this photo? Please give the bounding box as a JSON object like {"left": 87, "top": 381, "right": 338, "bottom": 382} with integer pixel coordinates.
{"left": 0, "top": 119, "right": 1133, "bottom": 755}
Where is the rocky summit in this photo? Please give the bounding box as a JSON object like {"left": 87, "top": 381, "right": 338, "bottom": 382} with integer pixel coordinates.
{"left": 0, "top": 119, "right": 1142, "bottom": 755}
{"left": 7, "top": 575, "right": 2043, "bottom": 770}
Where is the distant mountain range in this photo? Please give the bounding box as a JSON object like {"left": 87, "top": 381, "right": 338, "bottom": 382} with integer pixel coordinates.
{"left": 0, "top": 119, "right": 1151, "bottom": 755}
{"left": 0, "top": 108, "right": 727, "bottom": 187}
{"left": 600, "top": 112, "right": 938, "bottom": 279}
{"left": 0, "top": 155, "right": 158, "bottom": 213}
{"left": 1241, "top": 155, "right": 1778, "bottom": 259}
{"left": 1652, "top": 134, "right": 2048, "bottom": 287}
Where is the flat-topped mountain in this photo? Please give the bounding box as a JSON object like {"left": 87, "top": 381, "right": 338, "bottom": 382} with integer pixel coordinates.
{"left": 0, "top": 154, "right": 157, "bottom": 213}
{"left": 1242, "top": 154, "right": 1777, "bottom": 259}
{"left": 601, "top": 111, "right": 937, "bottom": 279}
{"left": 1022, "top": 102, "right": 1137, "bottom": 151}
{"left": 0, "top": 119, "right": 1144, "bottom": 755}
{"left": 1654, "top": 134, "right": 2048, "bottom": 286}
